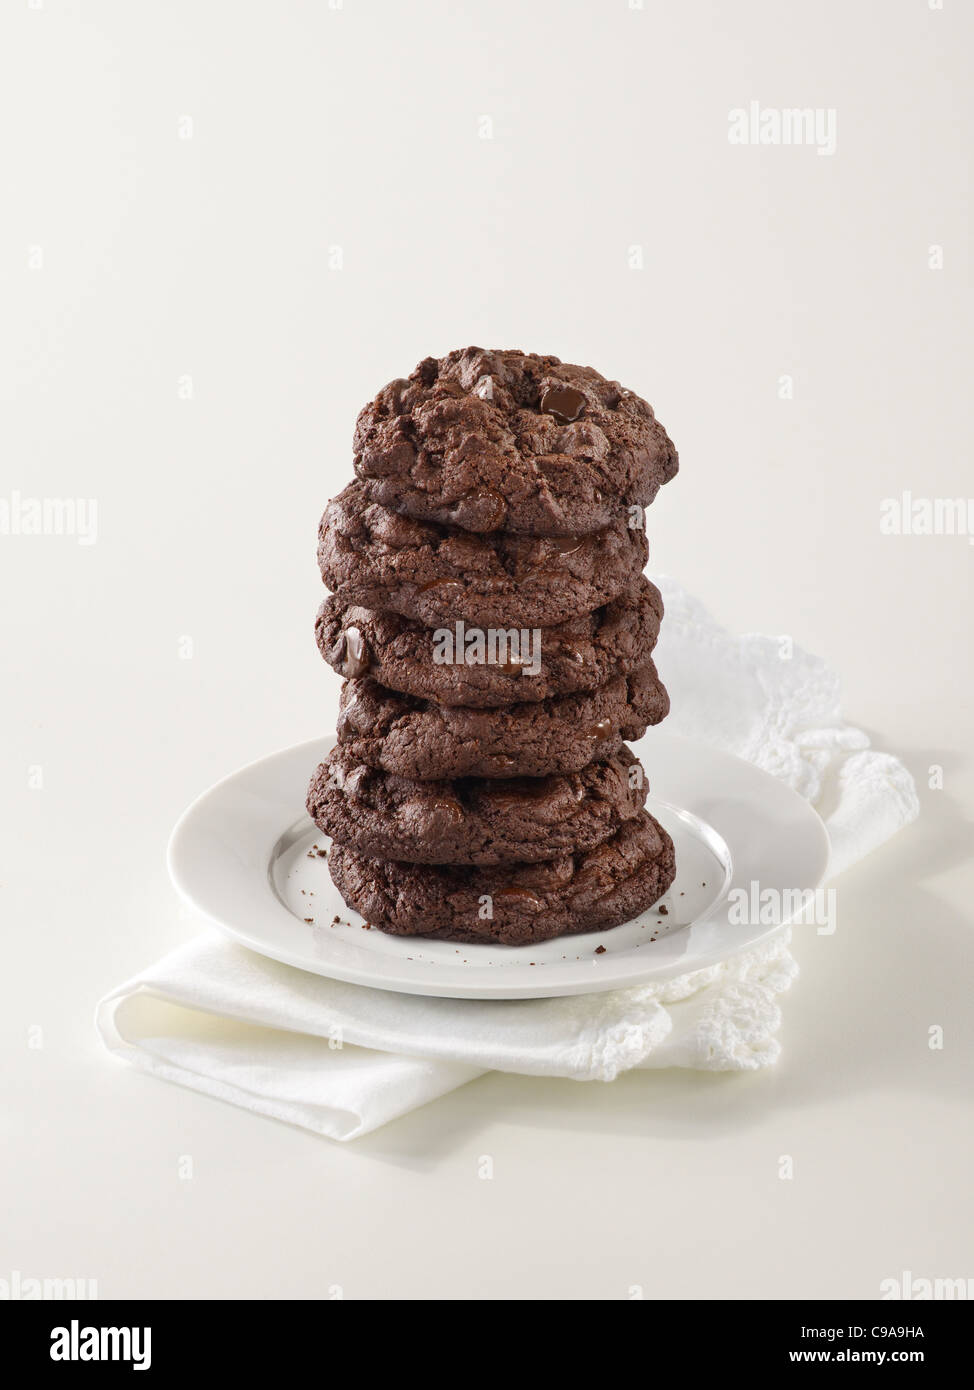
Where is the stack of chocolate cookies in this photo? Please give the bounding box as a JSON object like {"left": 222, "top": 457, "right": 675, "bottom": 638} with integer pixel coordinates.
{"left": 307, "top": 348, "right": 679, "bottom": 947}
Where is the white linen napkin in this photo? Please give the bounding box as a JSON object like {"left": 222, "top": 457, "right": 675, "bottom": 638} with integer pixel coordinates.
{"left": 96, "top": 578, "right": 919, "bottom": 1140}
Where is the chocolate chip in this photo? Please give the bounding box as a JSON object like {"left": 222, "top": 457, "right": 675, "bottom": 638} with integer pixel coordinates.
{"left": 540, "top": 384, "right": 586, "bottom": 423}
{"left": 341, "top": 626, "right": 370, "bottom": 678}
{"left": 494, "top": 887, "right": 543, "bottom": 908}
{"left": 417, "top": 577, "right": 464, "bottom": 594}
{"left": 458, "top": 486, "right": 507, "bottom": 531}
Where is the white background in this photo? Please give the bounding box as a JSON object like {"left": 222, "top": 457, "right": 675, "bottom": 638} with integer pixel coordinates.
{"left": 2, "top": 0, "right": 971, "bottom": 1298}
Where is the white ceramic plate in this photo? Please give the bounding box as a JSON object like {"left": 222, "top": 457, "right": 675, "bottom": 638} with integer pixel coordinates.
{"left": 167, "top": 730, "right": 830, "bottom": 999}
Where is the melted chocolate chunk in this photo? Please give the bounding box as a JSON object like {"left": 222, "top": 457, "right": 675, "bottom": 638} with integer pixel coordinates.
{"left": 460, "top": 487, "right": 507, "bottom": 531}
{"left": 539, "top": 384, "right": 587, "bottom": 423}
{"left": 493, "top": 887, "right": 543, "bottom": 907}
{"left": 340, "top": 625, "right": 370, "bottom": 678}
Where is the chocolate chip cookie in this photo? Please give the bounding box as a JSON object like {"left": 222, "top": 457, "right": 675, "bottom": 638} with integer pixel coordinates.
{"left": 318, "top": 480, "right": 649, "bottom": 628}
{"left": 327, "top": 811, "right": 676, "bottom": 945}
{"left": 335, "top": 664, "right": 669, "bottom": 781}
{"left": 307, "top": 745, "right": 649, "bottom": 866}
{"left": 315, "top": 575, "right": 664, "bottom": 707}
{"left": 352, "top": 347, "right": 678, "bottom": 536}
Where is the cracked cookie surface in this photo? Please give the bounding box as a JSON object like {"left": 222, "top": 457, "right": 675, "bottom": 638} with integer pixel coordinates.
{"left": 316, "top": 575, "right": 663, "bottom": 707}
{"left": 307, "top": 745, "right": 648, "bottom": 866}
{"left": 318, "top": 480, "right": 649, "bottom": 628}
{"left": 352, "top": 347, "right": 678, "bottom": 536}
{"left": 334, "top": 663, "right": 669, "bottom": 781}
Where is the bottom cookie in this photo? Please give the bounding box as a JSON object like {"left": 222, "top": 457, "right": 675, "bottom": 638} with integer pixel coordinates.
{"left": 327, "top": 811, "right": 676, "bottom": 947}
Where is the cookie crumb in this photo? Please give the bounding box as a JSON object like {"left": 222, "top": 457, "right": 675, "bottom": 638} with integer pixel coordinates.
{"left": 594, "top": 944, "right": 606, "bottom": 954}
{"left": 658, "top": 904, "right": 668, "bottom": 916}
{"left": 304, "top": 917, "right": 314, "bottom": 924}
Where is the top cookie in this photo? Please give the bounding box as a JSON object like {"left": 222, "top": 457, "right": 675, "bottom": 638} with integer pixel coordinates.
{"left": 352, "top": 347, "right": 678, "bottom": 536}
